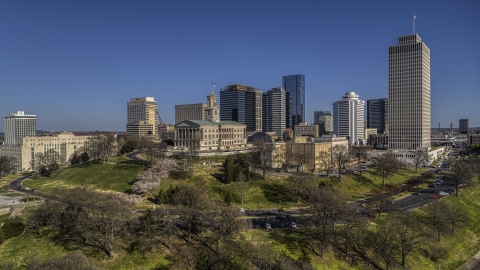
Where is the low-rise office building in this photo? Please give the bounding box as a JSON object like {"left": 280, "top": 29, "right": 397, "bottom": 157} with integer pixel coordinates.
{"left": 266, "top": 135, "right": 348, "bottom": 172}
{"left": 0, "top": 132, "right": 90, "bottom": 172}
{"left": 294, "top": 123, "right": 318, "bottom": 138}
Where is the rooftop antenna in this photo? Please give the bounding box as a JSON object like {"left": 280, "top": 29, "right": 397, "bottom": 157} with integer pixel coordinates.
{"left": 413, "top": 15, "right": 416, "bottom": 34}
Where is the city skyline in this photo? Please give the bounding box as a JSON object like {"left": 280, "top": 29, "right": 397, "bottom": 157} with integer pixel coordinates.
{"left": 0, "top": 1, "right": 479, "bottom": 132}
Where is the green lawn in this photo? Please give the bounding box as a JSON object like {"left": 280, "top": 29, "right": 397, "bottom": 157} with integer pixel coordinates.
{"left": 0, "top": 229, "right": 169, "bottom": 269}
{"left": 318, "top": 166, "right": 426, "bottom": 200}
{"left": 0, "top": 213, "right": 11, "bottom": 224}
{"left": 22, "top": 156, "right": 147, "bottom": 194}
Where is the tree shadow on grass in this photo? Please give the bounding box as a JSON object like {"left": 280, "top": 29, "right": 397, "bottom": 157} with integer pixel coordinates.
{"left": 115, "top": 160, "right": 148, "bottom": 170}
{"left": 267, "top": 229, "right": 306, "bottom": 257}
{"left": 351, "top": 174, "right": 374, "bottom": 185}
{"left": 259, "top": 182, "right": 292, "bottom": 204}
{"left": 210, "top": 186, "right": 240, "bottom": 203}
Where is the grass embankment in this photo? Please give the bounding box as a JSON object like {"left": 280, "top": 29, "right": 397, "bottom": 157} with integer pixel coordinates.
{"left": 22, "top": 156, "right": 147, "bottom": 194}
{"left": 320, "top": 167, "right": 426, "bottom": 200}
{"left": 0, "top": 229, "right": 169, "bottom": 269}
{"left": 0, "top": 155, "right": 439, "bottom": 269}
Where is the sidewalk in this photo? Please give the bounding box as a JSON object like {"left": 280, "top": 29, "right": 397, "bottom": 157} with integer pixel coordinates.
{"left": 458, "top": 250, "right": 480, "bottom": 270}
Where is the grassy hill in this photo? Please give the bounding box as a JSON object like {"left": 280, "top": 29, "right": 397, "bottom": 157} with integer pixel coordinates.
{"left": 3, "top": 154, "right": 478, "bottom": 269}
{"left": 22, "top": 156, "right": 147, "bottom": 194}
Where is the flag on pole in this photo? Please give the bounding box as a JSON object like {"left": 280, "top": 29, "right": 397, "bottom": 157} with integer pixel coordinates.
{"left": 414, "top": 15, "right": 416, "bottom": 21}
{"left": 212, "top": 80, "right": 215, "bottom": 87}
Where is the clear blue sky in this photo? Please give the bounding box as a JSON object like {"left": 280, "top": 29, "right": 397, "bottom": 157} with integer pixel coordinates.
{"left": 1, "top": 0, "right": 479, "bottom": 132}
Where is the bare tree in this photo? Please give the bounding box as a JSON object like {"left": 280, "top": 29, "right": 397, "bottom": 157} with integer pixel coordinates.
{"left": 367, "top": 194, "right": 392, "bottom": 218}
{"left": 444, "top": 203, "right": 469, "bottom": 234}
{"left": 375, "top": 152, "right": 401, "bottom": 189}
{"left": 285, "top": 173, "right": 316, "bottom": 204}
{"left": 0, "top": 155, "right": 16, "bottom": 187}
{"left": 249, "top": 139, "right": 273, "bottom": 180}
{"left": 412, "top": 149, "right": 430, "bottom": 172}
{"left": 316, "top": 150, "right": 332, "bottom": 176}
{"left": 421, "top": 200, "right": 450, "bottom": 241}
{"left": 331, "top": 144, "right": 350, "bottom": 179}
{"left": 34, "top": 149, "right": 61, "bottom": 177}
{"left": 449, "top": 160, "right": 475, "bottom": 197}
{"left": 24, "top": 200, "right": 62, "bottom": 236}
{"left": 236, "top": 171, "right": 247, "bottom": 204}
{"left": 86, "top": 132, "right": 117, "bottom": 163}
{"left": 56, "top": 186, "right": 133, "bottom": 258}
{"left": 389, "top": 212, "right": 423, "bottom": 268}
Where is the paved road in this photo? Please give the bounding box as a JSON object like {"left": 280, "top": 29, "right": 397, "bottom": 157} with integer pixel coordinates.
{"left": 390, "top": 180, "right": 455, "bottom": 211}
{"left": 458, "top": 248, "right": 480, "bottom": 270}
{"left": 10, "top": 174, "right": 33, "bottom": 190}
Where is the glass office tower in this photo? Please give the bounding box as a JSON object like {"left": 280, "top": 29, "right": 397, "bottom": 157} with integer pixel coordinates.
{"left": 282, "top": 74, "right": 305, "bottom": 129}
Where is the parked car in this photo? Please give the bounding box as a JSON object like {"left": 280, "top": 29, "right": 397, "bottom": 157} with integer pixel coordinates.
{"left": 264, "top": 223, "right": 272, "bottom": 229}
{"left": 240, "top": 208, "right": 245, "bottom": 213}
{"left": 412, "top": 192, "right": 420, "bottom": 195}
{"left": 439, "top": 191, "right": 449, "bottom": 197}
{"left": 289, "top": 222, "right": 297, "bottom": 228}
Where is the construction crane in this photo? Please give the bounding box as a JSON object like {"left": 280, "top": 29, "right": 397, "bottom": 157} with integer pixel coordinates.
{"left": 148, "top": 107, "right": 169, "bottom": 140}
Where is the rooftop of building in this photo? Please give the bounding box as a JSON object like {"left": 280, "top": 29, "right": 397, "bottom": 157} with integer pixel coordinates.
{"left": 177, "top": 120, "right": 246, "bottom": 126}
{"left": 4, "top": 111, "right": 36, "bottom": 117}
{"left": 220, "top": 84, "right": 260, "bottom": 92}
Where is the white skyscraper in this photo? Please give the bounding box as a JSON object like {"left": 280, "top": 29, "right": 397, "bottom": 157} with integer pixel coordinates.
{"left": 4, "top": 111, "right": 36, "bottom": 145}
{"left": 333, "top": 92, "right": 365, "bottom": 145}
{"left": 126, "top": 97, "right": 158, "bottom": 138}
{"left": 388, "top": 34, "right": 431, "bottom": 149}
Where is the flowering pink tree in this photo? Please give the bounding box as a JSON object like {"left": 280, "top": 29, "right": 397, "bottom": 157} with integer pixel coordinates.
{"left": 132, "top": 158, "right": 177, "bottom": 194}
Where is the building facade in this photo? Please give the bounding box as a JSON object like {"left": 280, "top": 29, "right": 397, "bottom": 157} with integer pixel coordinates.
{"left": 283, "top": 74, "right": 305, "bottom": 129}
{"left": 220, "top": 84, "right": 262, "bottom": 132}
{"left": 175, "top": 103, "right": 207, "bottom": 124}
{"left": 314, "top": 111, "right": 333, "bottom": 135}
{"left": 174, "top": 120, "right": 246, "bottom": 152}
{"left": 262, "top": 87, "right": 286, "bottom": 137}
{"left": 459, "top": 119, "right": 469, "bottom": 135}
{"left": 294, "top": 123, "right": 318, "bottom": 138}
{"left": 332, "top": 92, "right": 365, "bottom": 145}
{"left": 388, "top": 34, "right": 431, "bottom": 150}
{"left": 266, "top": 134, "right": 348, "bottom": 172}
{"left": 0, "top": 132, "right": 89, "bottom": 172}
{"left": 4, "top": 111, "right": 36, "bottom": 145}
{"left": 126, "top": 97, "right": 158, "bottom": 138}
{"left": 367, "top": 98, "right": 388, "bottom": 134}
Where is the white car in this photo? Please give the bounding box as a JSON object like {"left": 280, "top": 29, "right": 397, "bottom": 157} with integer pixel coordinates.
{"left": 439, "top": 191, "right": 449, "bottom": 197}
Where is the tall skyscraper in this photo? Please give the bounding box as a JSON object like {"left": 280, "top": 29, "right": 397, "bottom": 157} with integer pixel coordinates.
{"left": 459, "top": 119, "right": 469, "bottom": 135}
{"left": 389, "top": 34, "right": 431, "bottom": 150}
{"left": 314, "top": 111, "right": 333, "bottom": 135}
{"left": 262, "top": 87, "right": 286, "bottom": 136}
{"left": 4, "top": 111, "right": 36, "bottom": 145}
{"left": 126, "top": 97, "right": 158, "bottom": 138}
{"left": 220, "top": 84, "right": 262, "bottom": 132}
{"left": 367, "top": 98, "right": 388, "bottom": 134}
{"left": 332, "top": 92, "right": 365, "bottom": 145}
{"left": 282, "top": 74, "right": 305, "bottom": 128}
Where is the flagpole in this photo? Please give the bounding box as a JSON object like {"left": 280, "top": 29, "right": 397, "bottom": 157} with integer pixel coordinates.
{"left": 413, "top": 15, "right": 416, "bottom": 34}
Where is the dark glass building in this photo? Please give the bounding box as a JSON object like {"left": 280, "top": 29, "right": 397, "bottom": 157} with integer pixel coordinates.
{"left": 282, "top": 74, "right": 305, "bottom": 129}
{"left": 367, "top": 98, "right": 388, "bottom": 134}
{"left": 220, "top": 84, "right": 262, "bottom": 132}
{"left": 459, "top": 119, "right": 469, "bottom": 134}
